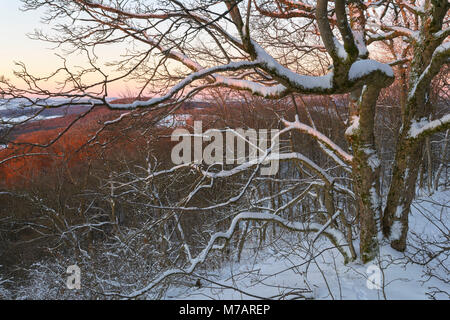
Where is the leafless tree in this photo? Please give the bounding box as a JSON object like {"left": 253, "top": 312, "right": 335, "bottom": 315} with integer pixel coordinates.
{"left": 0, "top": 0, "right": 449, "bottom": 298}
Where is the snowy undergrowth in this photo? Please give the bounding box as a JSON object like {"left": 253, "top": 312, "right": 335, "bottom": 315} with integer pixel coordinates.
{"left": 0, "top": 267, "right": 11, "bottom": 299}
{"left": 165, "top": 189, "right": 449, "bottom": 300}
{"left": 6, "top": 190, "right": 448, "bottom": 300}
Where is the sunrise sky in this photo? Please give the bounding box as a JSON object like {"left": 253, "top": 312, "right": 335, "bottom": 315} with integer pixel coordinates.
{"left": 0, "top": 0, "right": 137, "bottom": 97}
{"left": 0, "top": 0, "right": 43, "bottom": 72}
{"left": 0, "top": 1, "right": 50, "bottom": 77}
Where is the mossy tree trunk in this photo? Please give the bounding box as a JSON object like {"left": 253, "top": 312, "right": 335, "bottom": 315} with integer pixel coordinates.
{"left": 383, "top": 0, "right": 449, "bottom": 251}
{"left": 347, "top": 84, "right": 384, "bottom": 263}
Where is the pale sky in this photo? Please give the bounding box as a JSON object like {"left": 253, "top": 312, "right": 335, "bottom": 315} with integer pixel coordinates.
{"left": 0, "top": 1, "right": 50, "bottom": 77}
{"left": 0, "top": 0, "right": 136, "bottom": 96}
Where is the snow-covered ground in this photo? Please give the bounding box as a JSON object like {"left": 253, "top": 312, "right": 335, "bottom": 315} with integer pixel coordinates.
{"left": 0, "top": 97, "right": 117, "bottom": 110}
{"left": 157, "top": 114, "right": 191, "bottom": 127}
{"left": 165, "top": 190, "right": 449, "bottom": 300}
{"left": 0, "top": 97, "right": 97, "bottom": 128}
{"left": 1, "top": 189, "right": 447, "bottom": 300}
{"left": 1, "top": 114, "right": 62, "bottom": 124}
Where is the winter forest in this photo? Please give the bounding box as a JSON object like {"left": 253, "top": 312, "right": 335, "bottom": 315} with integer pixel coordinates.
{"left": 0, "top": 0, "right": 448, "bottom": 300}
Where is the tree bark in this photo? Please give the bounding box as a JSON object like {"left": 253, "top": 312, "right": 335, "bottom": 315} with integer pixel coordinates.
{"left": 382, "top": 0, "right": 449, "bottom": 251}
{"left": 383, "top": 136, "right": 423, "bottom": 251}
{"left": 347, "top": 85, "right": 383, "bottom": 263}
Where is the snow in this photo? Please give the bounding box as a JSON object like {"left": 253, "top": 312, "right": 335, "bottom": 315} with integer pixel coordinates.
{"left": 433, "top": 41, "right": 450, "bottom": 55}
{"left": 0, "top": 97, "right": 108, "bottom": 110}
{"left": 108, "top": 61, "right": 261, "bottom": 109}
{"left": 0, "top": 99, "right": 35, "bottom": 110}
{"left": 409, "top": 42, "right": 450, "bottom": 101}
{"left": 353, "top": 30, "right": 368, "bottom": 57}
{"left": 201, "top": 152, "right": 334, "bottom": 184}
{"left": 408, "top": 114, "right": 450, "bottom": 139}
{"left": 311, "top": 210, "right": 342, "bottom": 242}
{"left": 390, "top": 220, "right": 403, "bottom": 241}
{"left": 216, "top": 76, "right": 288, "bottom": 97}
{"left": 157, "top": 114, "right": 191, "bottom": 127}
{"left": 390, "top": 26, "right": 420, "bottom": 41}
{"left": 433, "top": 27, "right": 450, "bottom": 39}
{"left": 333, "top": 38, "right": 348, "bottom": 60}
{"left": 1, "top": 115, "right": 62, "bottom": 124}
{"left": 369, "top": 187, "right": 380, "bottom": 212}
{"left": 8, "top": 187, "right": 449, "bottom": 300}
{"left": 364, "top": 148, "right": 381, "bottom": 171}
{"left": 395, "top": 205, "right": 403, "bottom": 219}
{"left": 252, "top": 41, "right": 334, "bottom": 91}
{"left": 164, "top": 190, "right": 449, "bottom": 300}
{"left": 348, "top": 60, "right": 394, "bottom": 81}
{"left": 0, "top": 115, "right": 63, "bottom": 129}
{"left": 123, "top": 209, "right": 351, "bottom": 298}
{"left": 283, "top": 115, "right": 353, "bottom": 163}
{"left": 345, "top": 115, "right": 360, "bottom": 136}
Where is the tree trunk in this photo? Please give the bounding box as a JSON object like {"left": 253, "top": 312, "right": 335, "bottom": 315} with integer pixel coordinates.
{"left": 425, "top": 137, "right": 433, "bottom": 193}
{"left": 382, "top": 136, "right": 423, "bottom": 251}
{"left": 382, "top": 0, "right": 449, "bottom": 249}
{"left": 347, "top": 86, "right": 383, "bottom": 263}
{"left": 434, "top": 130, "right": 449, "bottom": 190}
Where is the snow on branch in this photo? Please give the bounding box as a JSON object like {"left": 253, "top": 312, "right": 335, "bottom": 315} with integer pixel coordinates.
{"left": 144, "top": 31, "right": 290, "bottom": 99}
{"left": 408, "top": 42, "right": 450, "bottom": 102}
{"left": 381, "top": 26, "right": 419, "bottom": 41}
{"left": 398, "top": 2, "right": 425, "bottom": 16}
{"left": 197, "top": 152, "right": 354, "bottom": 200}
{"left": 64, "top": 3, "right": 394, "bottom": 110}
{"left": 107, "top": 60, "right": 262, "bottom": 109}
{"left": 214, "top": 76, "right": 289, "bottom": 98}
{"left": 312, "top": 210, "right": 342, "bottom": 243}
{"left": 251, "top": 41, "right": 334, "bottom": 93}
{"left": 229, "top": 42, "right": 392, "bottom": 96}
{"left": 344, "top": 115, "right": 360, "bottom": 137}
{"left": 348, "top": 60, "right": 394, "bottom": 81}
{"left": 434, "top": 27, "right": 450, "bottom": 41}
{"left": 283, "top": 115, "right": 353, "bottom": 164}
{"left": 408, "top": 114, "right": 450, "bottom": 139}
{"left": 122, "top": 211, "right": 351, "bottom": 298}
{"left": 200, "top": 152, "right": 333, "bottom": 184}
